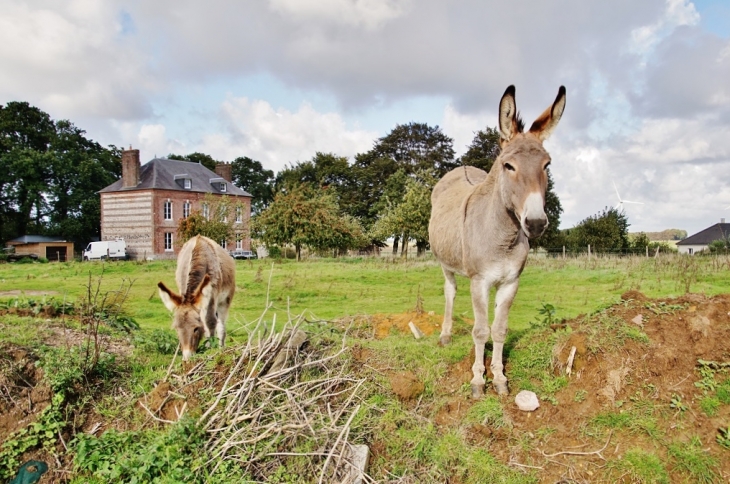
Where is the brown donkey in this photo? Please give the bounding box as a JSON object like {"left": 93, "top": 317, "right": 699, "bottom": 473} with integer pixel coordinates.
{"left": 158, "top": 235, "right": 236, "bottom": 360}
{"left": 429, "top": 85, "right": 566, "bottom": 398}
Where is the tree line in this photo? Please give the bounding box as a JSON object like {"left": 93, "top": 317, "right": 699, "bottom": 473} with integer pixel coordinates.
{"left": 2, "top": 101, "right": 644, "bottom": 257}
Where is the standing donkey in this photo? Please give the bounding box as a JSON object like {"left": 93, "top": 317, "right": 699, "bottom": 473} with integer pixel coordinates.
{"left": 158, "top": 235, "right": 236, "bottom": 360}
{"left": 429, "top": 85, "right": 566, "bottom": 398}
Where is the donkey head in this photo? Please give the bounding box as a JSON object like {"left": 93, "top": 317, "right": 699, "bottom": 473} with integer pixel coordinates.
{"left": 157, "top": 274, "right": 212, "bottom": 360}
{"left": 496, "top": 85, "right": 566, "bottom": 239}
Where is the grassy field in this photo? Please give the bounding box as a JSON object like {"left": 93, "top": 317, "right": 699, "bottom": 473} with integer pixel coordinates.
{"left": 2, "top": 254, "right": 730, "bottom": 482}
{"left": 2, "top": 253, "right": 730, "bottom": 334}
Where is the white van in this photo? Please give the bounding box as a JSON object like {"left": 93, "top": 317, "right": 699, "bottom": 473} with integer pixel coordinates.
{"left": 83, "top": 240, "right": 128, "bottom": 261}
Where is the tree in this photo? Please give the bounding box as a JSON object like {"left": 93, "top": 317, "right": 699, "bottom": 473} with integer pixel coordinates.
{"left": 0, "top": 102, "right": 121, "bottom": 246}
{"left": 459, "top": 126, "right": 501, "bottom": 172}
{"left": 230, "top": 156, "right": 275, "bottom": 215}
{"left": 371, "top": 172, "right": 434, "bottom": 257}
{"left": 370, "top": 122, "right": 456, "bottom": 178}
{"left": 252, "top": 184, "right": 366, "bottom": 260}
{"left": 168, "top": 152, "right": 218, "bottom": 172}
{"left": 566, "top": 207, "right": 630, "bottom": 252}
{"left": 630, "top": 232, "right": 651, "bottom": 250}
{"left": 177, "top": 195, "right": 246, "bottom": 246}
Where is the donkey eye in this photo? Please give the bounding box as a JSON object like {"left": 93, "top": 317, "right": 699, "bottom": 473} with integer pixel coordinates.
{"left": 504, "top": 163, "right": 515, "bottom": 172}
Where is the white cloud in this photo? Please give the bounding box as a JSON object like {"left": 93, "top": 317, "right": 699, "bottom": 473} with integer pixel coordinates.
{"left": 441, "top": 104, "right": 490, "bottom": 157}
{"left": 267, "top": 0, "right": 411, "bottom": 30}
{"left": 197, "top": 98, "right": 378, "bottom": 172}
{"left": 630, "top": 0, "right": 699, "bottom": 56}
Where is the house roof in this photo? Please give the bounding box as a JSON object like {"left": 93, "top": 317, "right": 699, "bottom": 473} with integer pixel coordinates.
{"left": 676, "top": 223, "right": 730, "bottom": 246}
{"left": 99, "top": 158, "right": 252, "bottom": 197}
{"left": 8, "top": 235, "right": 68, "bottom": 244}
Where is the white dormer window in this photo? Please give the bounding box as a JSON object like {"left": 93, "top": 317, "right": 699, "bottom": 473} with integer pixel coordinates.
{"left": 174, "top": 174, "right": 192, "bottom": 189}
{"left": 220, "top": 182, "right": 227, "bottom": 192}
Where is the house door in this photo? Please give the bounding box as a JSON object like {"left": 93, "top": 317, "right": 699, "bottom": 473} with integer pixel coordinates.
{"left": 46, "top": 246, "right": 67, "bottom": 262}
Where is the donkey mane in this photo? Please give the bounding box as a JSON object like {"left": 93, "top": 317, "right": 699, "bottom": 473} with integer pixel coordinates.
{"left": 183, "top": 237, "right": 212, "bottom": 302}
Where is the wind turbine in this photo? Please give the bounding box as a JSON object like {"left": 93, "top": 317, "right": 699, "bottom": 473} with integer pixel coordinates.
{"left": 613, "top": 181, "right": 644, "bottom": 211}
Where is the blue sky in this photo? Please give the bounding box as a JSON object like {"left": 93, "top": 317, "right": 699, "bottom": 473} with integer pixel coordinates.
{"left": 1, "top": 0, "right": 729, "bottom": 235}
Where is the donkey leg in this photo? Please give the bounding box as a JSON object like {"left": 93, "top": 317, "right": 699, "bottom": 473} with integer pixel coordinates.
{"left": 490, "top": 280, "right": 519, "bottom": 395}
{"left": 215, "top": 295, "right": 232, "bottom": 348}
{"left": 470, "top": 277, "right": 490, "bottom": 399}
{"left": 439, "top": 268, "right": 457, "bottom": 346}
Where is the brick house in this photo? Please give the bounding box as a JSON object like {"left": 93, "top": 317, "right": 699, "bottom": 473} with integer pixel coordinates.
{"left": 98, "top": 149, "right": 252, "bottom": 260}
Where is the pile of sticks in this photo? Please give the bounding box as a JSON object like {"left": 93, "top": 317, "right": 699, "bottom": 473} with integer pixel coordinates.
{"left": 170, "top": 314, "right": 369, "bottom": 482}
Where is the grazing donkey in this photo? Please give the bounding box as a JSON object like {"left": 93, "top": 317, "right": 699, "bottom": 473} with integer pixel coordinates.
{"left": 429, "top": 85, "right": 566, "bottom": 398}
{"left": 158, "top": 235, "right": 236, "bottom": 360}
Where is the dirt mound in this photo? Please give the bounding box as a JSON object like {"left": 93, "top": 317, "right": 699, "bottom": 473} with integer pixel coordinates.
{"left": 0, "top": 345, "right": 51, "bottom": 438}
{"left": 429, "top": 292, "right": 730, "bottom": 482}
{"left": 371, "top": 311, "right": 444, "bottom": 339}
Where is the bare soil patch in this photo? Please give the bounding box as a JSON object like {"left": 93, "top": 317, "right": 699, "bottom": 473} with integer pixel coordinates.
{"left": 361, "top": 293, "right": 730, "bottom": 481}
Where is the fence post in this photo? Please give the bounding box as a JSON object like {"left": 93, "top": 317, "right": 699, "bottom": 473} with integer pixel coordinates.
{"left": 562, "top": 245, "right": 565, "bottom": 260}
{"left": 588, "top": 244, "right": 591, "bottom": 260}
{"left": 646, "top": 246, "right": 649, "bottom": 258}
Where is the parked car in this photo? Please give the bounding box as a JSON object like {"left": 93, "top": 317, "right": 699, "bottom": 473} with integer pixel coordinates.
{"left": 83, "top": 239, "right": 128, "bottom": 261}
{"left": 230, "top": 249, "right": 257, "bottom": 260}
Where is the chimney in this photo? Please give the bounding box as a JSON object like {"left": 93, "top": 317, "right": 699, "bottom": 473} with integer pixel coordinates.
{"left": 121, "top": 148, "right": 140, "bottom": 188}
{"left": 722, "top": 218, "right": 726, "bottom": 224}
{"left": 214, "top": 162, "right": 233, "bottom": 183}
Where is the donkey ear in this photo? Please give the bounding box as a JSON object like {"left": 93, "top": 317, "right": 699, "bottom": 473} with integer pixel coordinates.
{"left": 498, "top": 85, "right": 520, "bottom": 143}
{"left": 191, "top": 274, "right": 212, "bottom": 310}
{"left": 158, "top": 282, "right": 183, "bottom": 312}
{"left": 529, "top": 86, "right": 566, "bottom": 142}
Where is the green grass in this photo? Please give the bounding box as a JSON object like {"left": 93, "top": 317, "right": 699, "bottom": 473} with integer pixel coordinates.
{"left": 3, "top": 254, "right": 730, "bottom": 482}
{"left": 5, "top": 254, "right": 730, "bottom": 338}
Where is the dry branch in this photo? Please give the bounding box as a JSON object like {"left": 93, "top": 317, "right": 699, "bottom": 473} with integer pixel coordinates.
{"left": 156, "top": 312, "right": 368, "bottom": 482}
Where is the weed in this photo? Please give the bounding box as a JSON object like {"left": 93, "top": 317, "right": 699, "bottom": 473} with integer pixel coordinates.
{"left": 531, "top": 302, "right": 558, "bottom": 329}
{"left": 0, "top": 393, "right": 66, "bottom": 480}
{"left": 667, "top": 436, "right": 720, "bottom": 483}
{"left": 574, "top": 389, "right": 587, "bottom": 403}
{"left": 699, "top": 396, "right": 720, "bottom": 417}
{"left": 670, "top": 393, "right": 689, "bottom": 413}
{"left": 717, "top": 426, "right": 730, "bottom": 450}
{"left": 717, "top": 378, "right": 730, "bottom": 404}
{"left": 466, "top": 396, "right": 507, "bottom": 427}
{"left": 607, "top": 448, "right": 670, "bottom": 484}
{"left": 133, "top": 328, "right": 179, "bottom": 354}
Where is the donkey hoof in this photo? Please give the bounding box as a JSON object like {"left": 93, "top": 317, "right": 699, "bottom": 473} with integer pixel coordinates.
{"left": 439, "top": 335, "right": 452, "bottom": 346}
{"left": 471, "top": 384, "right": 485, "bottom": 399}
{"left": 493, "top": 381, "right": 509, "bottom": 396}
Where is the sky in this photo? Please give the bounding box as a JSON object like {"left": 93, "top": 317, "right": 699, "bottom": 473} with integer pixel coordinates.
{"left": 1, "top": 0, "right": 729, "bottom": 235}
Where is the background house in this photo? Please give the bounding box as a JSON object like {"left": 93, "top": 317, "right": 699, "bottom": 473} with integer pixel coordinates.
{"left": 676, "top": 219, "right": 730, "bottom": 255}
{"left": 6, "top": 235, "right": 74, "bottom": 261}
{"left": 99, "top": 148, "right": 252, "bottom": 260}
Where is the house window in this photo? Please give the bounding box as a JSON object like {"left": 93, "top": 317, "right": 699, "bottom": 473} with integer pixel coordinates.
{"left": 219, "top": 206, "right": 227, "bottom": 223}
{"left": 164, "top": 232, "right": 173, "bottom": 251}
{"left": 236, "top": 235, "right": 242, "bottom": 250}
{"left": 220, "top": 182, "right": 227, "bottom": 192}
{"left": 235, "top": 206, "right": 242, "bottom": 223}
{"left": 688, "top": 248, "right": 693, "bottom": 255}
{"left": 183, "top": 201, "right": 190, "bottom": 219}
{"left": 184, "top": 178, "right": 192, "bottom": 189}
{"left": 163, "top": 200, "right": 172, "bottom": 220}
{"left": 220, "top": 239, "right": 227, "bottom": 249}
{"left": 202, "top": 203, "right": 209, "bottom": 220}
